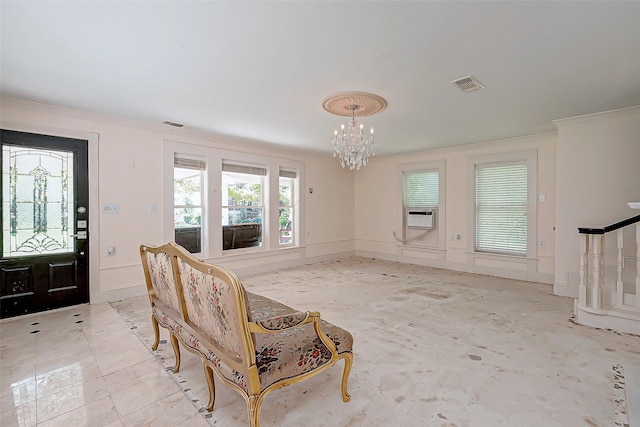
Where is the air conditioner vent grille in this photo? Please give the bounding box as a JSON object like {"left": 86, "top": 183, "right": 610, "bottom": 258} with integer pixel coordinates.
{"left": 451, "top": 75, "right": 485, "bottom": 92}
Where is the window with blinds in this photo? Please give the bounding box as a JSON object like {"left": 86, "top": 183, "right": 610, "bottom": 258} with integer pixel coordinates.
{"left": 475, "top": 162, "right": 528, "bottom": 256}
{"left": 404, "top": 170, "right": 439, "bottom": 208}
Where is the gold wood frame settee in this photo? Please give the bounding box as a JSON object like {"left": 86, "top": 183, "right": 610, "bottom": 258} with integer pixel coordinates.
{"left": 139, "top": 242, "right": 353, "bottom": 427}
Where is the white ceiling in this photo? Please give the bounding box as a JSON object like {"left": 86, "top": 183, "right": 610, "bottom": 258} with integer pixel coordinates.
{"left": 2, "top": 1, "right": 640, "bottom": 156}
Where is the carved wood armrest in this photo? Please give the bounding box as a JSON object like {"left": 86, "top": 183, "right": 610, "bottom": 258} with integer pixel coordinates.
{"left": 249, "top": 311, "right": 311, "bottom": 333}
{"left": 248, "top": 311, "right": 339, "bottom": 357}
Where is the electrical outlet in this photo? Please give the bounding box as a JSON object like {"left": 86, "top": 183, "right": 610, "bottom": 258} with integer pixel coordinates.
{"left": 539, "top": 240, "right": 545, "bottom": 248}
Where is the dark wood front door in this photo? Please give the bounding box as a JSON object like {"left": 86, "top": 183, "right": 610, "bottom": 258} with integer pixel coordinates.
{"left": 1, "top": 130, "right": 89, "bottom": 318}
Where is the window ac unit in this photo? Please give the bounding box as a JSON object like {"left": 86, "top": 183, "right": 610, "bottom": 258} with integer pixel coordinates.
{"left": 406, "top": 210, "right": 435, "bottom": 229}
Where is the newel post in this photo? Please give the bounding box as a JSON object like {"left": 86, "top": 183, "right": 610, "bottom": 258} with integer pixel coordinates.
{"left": 616, "top": 229, "right": 624, "bottom": 307}
{"left": 636, "top": 223, "right": 640, "bottom": 308}
{"left": 591, "top": 234, "right": 604, "bottom": 309}
{"left": 578, "top": 234, "right": 589, "bottom": 308}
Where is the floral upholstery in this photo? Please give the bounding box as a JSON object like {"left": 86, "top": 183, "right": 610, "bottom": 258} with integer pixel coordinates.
{"left": 253, "top": 322, "right": 351, "bottom": 390}
{"left": 249, "top": 292, "right": 353, "bottom": 390}
{"left": 256, "top": 311, "right": 308, "bottom": 331}
{"left": 146, "top": 251, "right": 182, "bottom": 313}
{"left": 177, "top": 258, "right": 246, "bottom": 360}
{"left": 140, "top": 242, "right": 353, "bottom": 427}
{"left": 199, "top": 345, "right": 247, "bottom": 390}
{"left": 193, "top": 292, "right": 353, "bottom": 392}
{"left": 247, "top": 292, "right": 353, "bottom": 355}
{"left": 152, "top": 305, "right": 183, "bottom": 334}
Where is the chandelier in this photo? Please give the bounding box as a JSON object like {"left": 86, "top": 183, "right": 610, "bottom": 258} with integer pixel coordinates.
{"left": 323, "top": 92, "right": 387, "bottom": 171}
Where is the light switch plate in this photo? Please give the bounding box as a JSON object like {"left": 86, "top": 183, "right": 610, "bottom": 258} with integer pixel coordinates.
{"left": 101, "top": 204, "right": 119, "bottom": 214}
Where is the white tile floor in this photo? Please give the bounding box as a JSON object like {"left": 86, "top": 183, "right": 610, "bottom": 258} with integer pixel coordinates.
{"left": 2, "top": 257, "right": 639, "bottom": 426}
{"left": 0, "top": 302, "right": 208, "bottom": 427}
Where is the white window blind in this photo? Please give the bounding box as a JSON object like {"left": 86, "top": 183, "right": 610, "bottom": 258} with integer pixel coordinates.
{"left": 475, "top": 162, "right": 528, "bottom": 256}
{"left": 222, "top": 161, "right": 267, "bottom": 176}
{"left": 174, "top": 155, "right": 206, "bottom": 170}
{"left": 279, "top": 167, "right": 298, "bottom": 178}
{"left": 404, "top": 170, "right": 439, "bottom": 208}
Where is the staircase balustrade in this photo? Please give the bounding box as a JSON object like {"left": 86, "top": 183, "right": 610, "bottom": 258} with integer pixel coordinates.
{"left": 578, "top": 214, "right": 640, "bottom": 313}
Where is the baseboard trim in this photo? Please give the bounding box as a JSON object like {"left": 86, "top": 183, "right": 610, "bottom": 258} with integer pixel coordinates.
{"left": 91, "top": 284, "right": 147, "bottom": 304}
{"left": 355, "top": 249, "right": 554, "bottom": 285}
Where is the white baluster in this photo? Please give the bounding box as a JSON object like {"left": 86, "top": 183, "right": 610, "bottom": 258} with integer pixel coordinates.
{"left": 636, "top": 223, "right": 640, "bottom": 309}
{"left": 578, "top": 234, "right": 589, "bottom": 308}
{"left": 592, "top": 234, "right": 603, "bottom": 309}
{"left": 616, "top": 229, "right": 624, "bottom": 307}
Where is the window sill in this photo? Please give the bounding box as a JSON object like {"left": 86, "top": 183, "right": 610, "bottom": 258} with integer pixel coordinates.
{"left": 466, "top": 250, "right": 538, "bottom": 261}
{"left": 210, "top": 245, "right": 303, "bottom": 263}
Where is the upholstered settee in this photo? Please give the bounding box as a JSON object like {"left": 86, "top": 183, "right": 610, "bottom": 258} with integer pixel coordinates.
{"left": 139, "top": 242, "right": 353, "bottom": 427}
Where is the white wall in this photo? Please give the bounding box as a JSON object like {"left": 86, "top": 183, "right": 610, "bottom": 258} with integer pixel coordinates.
{"left": 554, "top": 106, "right": 640, "bottom": 297}
{"left": 354, "top": 133, "right": 557, "bottom": 284}
{"left": 5, "top": 95, "right": 636, "bottom": 303}
{"left": 1, "top": 97, "right": 355, "bottom": 303}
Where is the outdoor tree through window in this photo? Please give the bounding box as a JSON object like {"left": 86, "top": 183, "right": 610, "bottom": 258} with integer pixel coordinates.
{"left": 279, "top": 168, "right": 297, "bottom": 246}
{"left": 174, "top": 156, "right": 205, "bottom": 253}
{"left": 221, "top": 162, "right": 265, "bottom": 250}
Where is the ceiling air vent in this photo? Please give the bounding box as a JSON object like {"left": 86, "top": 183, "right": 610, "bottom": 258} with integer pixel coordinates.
{"left": 163, "top": 120, "right": 184, "bottom": 128}
{"left": 451, "top": 75, "right": 484, "bottom": 93}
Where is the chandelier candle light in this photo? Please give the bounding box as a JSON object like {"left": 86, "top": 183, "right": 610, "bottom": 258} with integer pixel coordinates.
{"left": 323, "top": 92, "right": 387, "bottom": 171}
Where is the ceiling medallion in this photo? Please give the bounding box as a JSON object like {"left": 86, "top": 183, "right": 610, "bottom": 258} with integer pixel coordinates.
{"left": 322, "top": 92, "right": 387, "bottom": 171}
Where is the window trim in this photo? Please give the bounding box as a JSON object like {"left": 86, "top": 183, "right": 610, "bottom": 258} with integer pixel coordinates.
{"left": 467, "top": 150, "right": 537, "bottom": 259}
{"left": 397, "top": 159, "right": 446, "bottom": 249}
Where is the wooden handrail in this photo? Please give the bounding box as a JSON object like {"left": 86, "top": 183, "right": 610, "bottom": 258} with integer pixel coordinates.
{"left": 578, "top": 214, "right": 640, "bottom": 235}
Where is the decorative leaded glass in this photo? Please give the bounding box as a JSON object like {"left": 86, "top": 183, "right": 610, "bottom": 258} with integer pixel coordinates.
{"left": 2, "top": 145, "right": 75, "bottom": 257}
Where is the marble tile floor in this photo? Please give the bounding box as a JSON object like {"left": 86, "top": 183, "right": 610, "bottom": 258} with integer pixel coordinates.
{"left": 0, "top": 298, "right": 209, "bottom": 427}
{"left": 2, "top": 256, "right": 639, "bottom": 426}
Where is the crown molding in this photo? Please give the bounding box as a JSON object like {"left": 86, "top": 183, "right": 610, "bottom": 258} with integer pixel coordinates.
{"left": 0, "top": 96, "right": 328, "bottom": 161}
{"left": 553, "top": 105, "right": 640, "bottom": 127}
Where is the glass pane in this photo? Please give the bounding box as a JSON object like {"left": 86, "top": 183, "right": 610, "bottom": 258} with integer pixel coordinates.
{"left": 225, "top": 183, "right": 262, "bottom": 206}
{"left": 174, "top": 223, "right": 201, "bottom": 254}
{"left": 15, "top": 203, "right": 34, "bottom": 230}
{"left": 279, "top": 207, "right": 293, "bottom": 245}
{"left": 47, "top": 177, "right": 62, "bottom": 202}
{"left": 279, "top": 181, "right": 292, "bottom": 207}
{"left": 15, "top": 175, "right": 34, "bottom": 202}
{"left": 174, "top": 167, "right": 202, "bottom": 206}
{"left": 14, "top": 150, "right": 38, "bottom": 172}
{"left": 222, "top": 207, "right": 262, "bottom": 225}
{"left": 47, "top": 202, "right": 62, "bottom": 227}
{"left": 222, "top": 171, "right": 262, "bottom": 206}
{"left": 2, "top": 145, "right": 74, "bottom": 257}
{"left": 174, "top": 207, "right": 202, "bottom": 228}
{"left": 222, "top": 208, "right": 262, "bottom": 251}
{"left": 405, "top": 171, "right": 439, "bottom": 208}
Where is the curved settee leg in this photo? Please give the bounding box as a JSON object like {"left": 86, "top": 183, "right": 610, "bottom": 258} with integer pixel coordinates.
{"left": 203, "top": 363, "right": 216, "bottom": 411}
{"left": 247, "top": 395, "right": 262, "bottom": 427}
{"left": 170, "top": 332, "right": 181, "bottom": 373}
{"left": 340, "top": 352, "right": 353, "bottom": 402}
{"left": 151, "top": 315, "right": 160, "bottom": 351}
